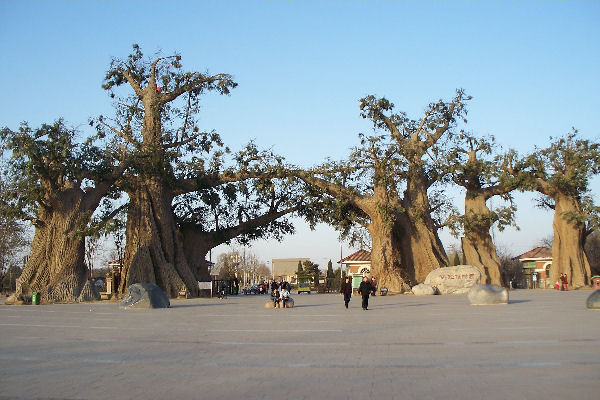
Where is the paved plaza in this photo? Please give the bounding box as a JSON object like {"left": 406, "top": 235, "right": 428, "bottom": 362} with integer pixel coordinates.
{"left": 1, "top": 289, "right": 599, "bottom": 400}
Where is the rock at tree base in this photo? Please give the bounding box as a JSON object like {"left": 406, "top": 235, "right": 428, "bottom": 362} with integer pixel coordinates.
{"left": 424, "top": 265, "right": 482, "bottom": 294}
{"left": 468, "top": 284, "right": 509, "bottom": 305}
{"left": 120, "top": 283, "right": 170, "bottom": 309}
{"left": 586, "top": 290, "right": 600, "bottom": 309}
{"left": 411, "top": 284, "right": 438, "bottom": 296}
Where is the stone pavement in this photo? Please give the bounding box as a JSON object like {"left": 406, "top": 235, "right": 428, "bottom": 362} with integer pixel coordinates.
{"left": 0, "top": 290, "right": 599, "bottom": 400}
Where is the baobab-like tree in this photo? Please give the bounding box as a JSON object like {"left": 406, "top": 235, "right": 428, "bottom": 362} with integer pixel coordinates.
{"left": 527, "top": 131, "right": 600, "bottom": 288}
{"left": 295, "top": 91, "right": 469, "bottom": 290}
{"left": 293, "top": 133, "right": 407, "bottom": 291}
{"left": 0, "top": 120, "right": 126, "bottom": 303}
{"left": 446, "top": 134, "right": 527, "bottom": 285}
{"left": 99, "top": 46, "right": 304, "bottom": 297}
{"left": 359, "top": 90, "right": 469, "bottom": 283}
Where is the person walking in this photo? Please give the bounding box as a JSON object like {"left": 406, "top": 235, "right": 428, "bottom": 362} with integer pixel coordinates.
{"left": 358, "top": 276, "right": 373, "bottom": 310}
{"left": 560, "top": 273, "right": 565, "bottom": 291}
{"left": 340, "top": 276, "right": 352, "bottom": 309}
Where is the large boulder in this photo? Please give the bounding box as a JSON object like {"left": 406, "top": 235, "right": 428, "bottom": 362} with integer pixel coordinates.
{"left": 424, "top": 265, "right": 483, "bottom": 294}
{"left": 120, "top": 283, "right": 170, "bottom": 309}
{"left": 283, "top": 297, "right": 295, "bottom": 308}
{"left": 586, "top": 290, "right": 600, "bottom": 310}
{"left": 468, "top": 284, "right": 509, "bottom": 305}
{"left": 411, "top": 283, "right": 438, "bottom": 296}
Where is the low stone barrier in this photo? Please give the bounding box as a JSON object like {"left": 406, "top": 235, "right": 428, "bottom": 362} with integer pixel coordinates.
{"left": 586, "top": 290, "right": 600, "bottom": 310}
{"left": 468, "top": 284, "right": 509, "bottom": 305}
{"left": 411, "top": 283, "right": 437, "bottom": 296}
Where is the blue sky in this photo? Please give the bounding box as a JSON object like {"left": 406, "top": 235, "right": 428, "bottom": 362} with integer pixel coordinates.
{"left": 1, "top": 0, "right": 599, "bottom": 268}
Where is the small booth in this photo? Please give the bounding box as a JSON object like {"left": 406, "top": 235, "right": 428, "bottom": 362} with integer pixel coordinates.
{"left": 338, "top": 249, "right": 371, "bottom": 292}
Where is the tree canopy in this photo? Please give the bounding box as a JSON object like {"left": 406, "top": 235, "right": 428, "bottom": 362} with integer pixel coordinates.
{"left": 97, "top": 45, "right": 313, "bottom": 296}
{"left": 0, "top": 119, "right": 126, "bottom": 302}
{"left": 3, "top": 45, "right": 600, "bottom": 302}
{"left": 526, "top": 130, "right": 600, "bottom": 287}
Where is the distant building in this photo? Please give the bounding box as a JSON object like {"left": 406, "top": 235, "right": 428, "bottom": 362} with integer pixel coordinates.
{"left": 339, "top": 249, "right": 371, "bottom": 290}
{"left": 272, "top": 258, "right": 310, "bottom": 282}
{"left": 515, "top": 247, "right": 552, "bottom": 288}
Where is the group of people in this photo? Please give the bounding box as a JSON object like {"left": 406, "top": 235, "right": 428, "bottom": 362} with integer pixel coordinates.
{"left": 340, "top": 276, "right": 377, "bottom": 310}
{"left": 554, "top": 273, "right": 569, "bottom": 291}
{"left": 270, "top": 280, "right": 291, "bottom": 308}
{"left": 266, "top": 276, "right": 381, "bottom": 310}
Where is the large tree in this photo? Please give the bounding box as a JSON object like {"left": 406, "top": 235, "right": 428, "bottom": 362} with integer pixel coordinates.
{"left": 293, "top": 133, "right": 407, "bottom": 291}
{"left": 527, "top": 131, "right": 600, "bottom": 288}
{"left": 0, "top": 120, "right": 125, "bottom": 303}
{"left": 297, "top": 91, "right": 468, "bottom": 291}
{"left": 100, "top": 46, "right": 304, "bottom": 297}
{"left": 447, "top": 134, "right": 526, "bottom": 285}
{"left": 359, "top": 91, "right": 469, "bottom": 283}
{"left": 100, "top": 45, "right": 237, "bottom": 297}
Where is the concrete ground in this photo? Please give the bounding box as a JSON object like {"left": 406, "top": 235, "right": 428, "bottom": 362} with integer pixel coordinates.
{"left": 0, "top": 289, "right": 599, "bottom": 400}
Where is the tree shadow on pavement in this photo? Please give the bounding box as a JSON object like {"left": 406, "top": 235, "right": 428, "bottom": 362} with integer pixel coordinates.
{"left": 170, "top": 302, "right": 236, "bottom": 308}
{"left": 292, "top": 304, "right": 330, "bottom": 308}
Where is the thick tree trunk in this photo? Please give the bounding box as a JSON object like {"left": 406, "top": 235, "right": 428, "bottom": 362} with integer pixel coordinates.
{"left": 180, "top": 207, "right": 298, "bottom": 282}
{"left": 398, "top": 214, "right": 448, "bottom": 284}
{"left": 461, "top": 236, "right": 503, "bottom": 285}
{"left": 399, "top": 177, "right": 448, "bottom": 283}
{"left": 461, "top": 195, "right": 503, "bottom": 285}
{"left": 120, "top": 178, "right": 199, "bottom": 298}
{"left": 363, "top": 186, "right": 406, "bottom": 292}
{"left": 180, "top": 226, "right": 213, "bottom": 282}
{"left": 368, "top": 214, "right": 405, "bottom": 293}
{"left": 9, "top": 187, "right": 94, "bottom": 303}
{"left": 550, "top": 194, "right": 591, "bottom": 288}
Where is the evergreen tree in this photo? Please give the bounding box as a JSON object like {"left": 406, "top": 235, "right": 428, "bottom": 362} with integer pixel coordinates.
{"left": 453, "top": 252, "right": 461, "bottom": 266}
{"left": 326, "top": 260, "right": 334, "bottom": 290}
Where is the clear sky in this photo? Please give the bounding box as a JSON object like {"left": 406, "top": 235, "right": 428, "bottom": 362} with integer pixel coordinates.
{"left": 1, "top": 0, "right": 599, "bottom": 269}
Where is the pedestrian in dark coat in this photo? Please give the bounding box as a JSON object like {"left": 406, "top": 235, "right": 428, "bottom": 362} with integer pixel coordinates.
{"left": 358, "top": 276, "right": 373, "bottom": 310}
{"left": 340, "top": 276, "right": 352, "bottom": 308}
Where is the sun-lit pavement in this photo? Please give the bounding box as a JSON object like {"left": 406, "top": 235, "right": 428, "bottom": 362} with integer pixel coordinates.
{"left": 1, "top": 289, "right": 599, "bottom": 400}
